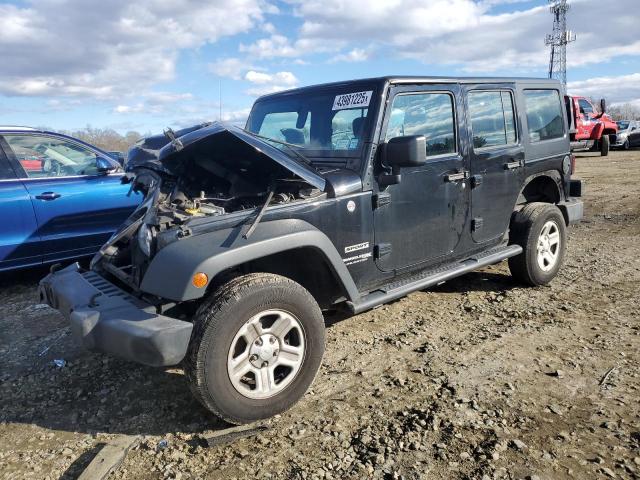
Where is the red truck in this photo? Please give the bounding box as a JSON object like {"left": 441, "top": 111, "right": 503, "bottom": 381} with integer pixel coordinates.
{"left": 565, "top": 95, "right": 618, "bottom": 156}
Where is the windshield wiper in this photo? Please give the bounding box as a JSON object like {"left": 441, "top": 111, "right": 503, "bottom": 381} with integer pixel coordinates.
{"left": 244, "top": 131, "right": 312, "bottom": 165}
{"left": 243, "top": 182, "right": 276, "bottom": 240}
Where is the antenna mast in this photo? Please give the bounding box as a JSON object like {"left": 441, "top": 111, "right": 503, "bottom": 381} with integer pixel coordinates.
{"left": 545, "top": 0, "right": 576, "bottom": 86}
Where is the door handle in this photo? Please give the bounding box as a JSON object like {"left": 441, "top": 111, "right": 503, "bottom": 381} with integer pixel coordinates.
{"left": 445, "top": 171, "right": 468, "bottom": 182}
{"left": 35, "top": 192, "right": 61, "bottom": 201}
{"left": 504, "top": 160, "right": 522, "bottom": 170}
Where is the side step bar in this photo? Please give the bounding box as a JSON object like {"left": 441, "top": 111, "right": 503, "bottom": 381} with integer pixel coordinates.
{"left": 346, "top": 244, "right": 522, "bottom": 315}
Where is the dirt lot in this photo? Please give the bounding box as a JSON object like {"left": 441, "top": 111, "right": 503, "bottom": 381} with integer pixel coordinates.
{"left": 1, "top": 150, "right": 639, "bottom": 480}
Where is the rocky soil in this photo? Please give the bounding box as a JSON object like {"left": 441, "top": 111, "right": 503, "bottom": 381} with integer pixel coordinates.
{"left": 1, "top": 150, "right": 639, "bottom": 480}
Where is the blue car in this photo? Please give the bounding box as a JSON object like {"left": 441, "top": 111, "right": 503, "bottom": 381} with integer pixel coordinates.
{"left": 0, "top": 127, "right": 142, "bottom": 271}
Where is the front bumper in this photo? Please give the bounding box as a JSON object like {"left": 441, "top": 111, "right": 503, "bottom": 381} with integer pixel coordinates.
{"left": 38, "top": 263, "right": 193, "bottom": 367}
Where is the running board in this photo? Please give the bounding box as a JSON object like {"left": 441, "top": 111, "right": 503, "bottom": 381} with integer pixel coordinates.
{"left": 346, "top": 244, "right": 522, "bottom": 315}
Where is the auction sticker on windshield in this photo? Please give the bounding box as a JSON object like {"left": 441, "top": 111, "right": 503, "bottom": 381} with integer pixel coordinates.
{"left": 333, "top": 91, "right": 373, "bottom": 111}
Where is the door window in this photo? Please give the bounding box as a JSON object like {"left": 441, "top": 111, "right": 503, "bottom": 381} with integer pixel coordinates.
{"left": 385, "top": 92, "right": 456, "bottom": 156}
{"left": 4, "top": 135, "right": 100, "bottom": 178}
{"left": 0, "top": 154, "right": 16, "bottom": 179}
{"left": 468, "top": 91, "right": 517, "bottom": 149}
{"left": 578, "top": 99, "right": 594, "bottom": 115}
{"left": 523, "top": 90, "right": 565, "bottom": 142}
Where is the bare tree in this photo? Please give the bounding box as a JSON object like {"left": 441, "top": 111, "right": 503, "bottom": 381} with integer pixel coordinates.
{"left": 607, "top": 102, "right": 640, "bottom": 121}
{"left": 57, "top": 126, "right": 145, "bottom": 152}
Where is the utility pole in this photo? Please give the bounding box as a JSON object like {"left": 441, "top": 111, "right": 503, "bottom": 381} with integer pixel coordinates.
{"left": 545, "top": 0, "right": 576, "bottom": 86}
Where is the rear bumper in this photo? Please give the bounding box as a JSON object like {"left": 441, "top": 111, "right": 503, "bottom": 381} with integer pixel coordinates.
{"left": 38, "top": 263, "right": 193, "bottom": 367}
{"left": 558, "top": 197, "right": 584, "bottom": 225}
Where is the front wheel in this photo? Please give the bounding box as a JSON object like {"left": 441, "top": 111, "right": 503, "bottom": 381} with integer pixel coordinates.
{"left": 623, "top": 138, "right": 630, "bottom": 150}
{"left": 184, "top": 273, "right": 325, "bottom": 424}
{"left": 508, "top": 203, "right": 567, "bottom": 286}
{"left": 600, "top": 135, "right": 610, "bottom": 156}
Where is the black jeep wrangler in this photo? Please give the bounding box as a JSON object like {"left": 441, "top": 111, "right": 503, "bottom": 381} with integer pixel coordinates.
{"left": 40, "top": 76, "right": 583, "bottom": 424}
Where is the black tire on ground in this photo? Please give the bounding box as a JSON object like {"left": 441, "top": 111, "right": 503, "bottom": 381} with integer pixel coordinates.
{"left": 600, "top": 134, "right": 610, "bottom": 156}
{"left": 508, "top": 203, "right": 567, "bottom": 286}
{"left": 184, "top": 273, "right": 325, "bottom": 424}
{"left": 623, "top": 138, "right": 630, "bottom": 150}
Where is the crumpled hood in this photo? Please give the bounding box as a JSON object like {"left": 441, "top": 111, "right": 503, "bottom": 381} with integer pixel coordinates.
{"left": 127, "top": 121, "right": 326, "bottom": 191}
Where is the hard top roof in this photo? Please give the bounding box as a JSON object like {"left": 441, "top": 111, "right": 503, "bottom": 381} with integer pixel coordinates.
{"left": 257, "top": 75, "right": 562, "bottom": 100}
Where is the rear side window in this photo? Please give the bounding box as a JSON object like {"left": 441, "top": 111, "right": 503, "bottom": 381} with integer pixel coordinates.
{"left": 524, "top": 90, "right": 565, "bottom": 142}
{"left": 385, "top": 92, "right": 456, "bottom": 157}
{"left": 468, "top": 91, "right": 517, "bottom": 148}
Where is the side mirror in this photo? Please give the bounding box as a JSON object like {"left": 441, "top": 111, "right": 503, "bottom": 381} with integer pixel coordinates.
{"left": 378, "top": 135, "right": 427, "bottom": 187}
{"left": 96, "top": 157, "right": 117, "bottom": 174}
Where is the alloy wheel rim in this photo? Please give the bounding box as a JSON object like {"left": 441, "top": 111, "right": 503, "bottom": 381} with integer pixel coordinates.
{"left": 536, "top": 220, "right": 561, "bottom": 272}
{"left": 227, "top": 309, "right": 305, "bottom": 399}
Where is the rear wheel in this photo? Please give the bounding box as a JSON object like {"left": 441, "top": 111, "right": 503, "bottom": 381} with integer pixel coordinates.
{"left": 508, "top": 203, "right": 567, "bottom": 286}
{"left": 600, "top": 134, "right": 610, "bottom": 156}
{"left": 184, "top": 273, "right": 325, "bottom": 424}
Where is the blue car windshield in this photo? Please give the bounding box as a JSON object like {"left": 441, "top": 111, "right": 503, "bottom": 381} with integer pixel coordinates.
{"left": 246, "top": 85, "right": 378, "bottom": 164}
{"left": 616, "top": 121, "right": 630, "bottom": 130}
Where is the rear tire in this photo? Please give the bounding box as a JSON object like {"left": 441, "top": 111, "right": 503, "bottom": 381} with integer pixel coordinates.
{"left": 184, "top": 273, "right": 325, "bottom": 424}
{"left": 600, "top": 135, "right": 610, "bottom": 156}
{"left": 508, "top": 203, "right": 567, "bottom": 286}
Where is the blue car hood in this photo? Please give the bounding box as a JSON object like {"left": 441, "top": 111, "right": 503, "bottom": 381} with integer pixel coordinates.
{"left": 127, "top": 122, "right": 326, "bottom": 191}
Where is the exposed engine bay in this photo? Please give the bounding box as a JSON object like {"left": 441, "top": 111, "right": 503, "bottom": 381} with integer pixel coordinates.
{"left": 91, "top": 122, "right": 327, "bottom": 290}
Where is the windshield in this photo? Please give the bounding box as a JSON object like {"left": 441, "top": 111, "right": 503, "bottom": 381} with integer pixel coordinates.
{"left": 246, "top": 85, "right": 378, "bottom": 165}
{"left": 616, "top": 121, "right": 630, "bottom": 130}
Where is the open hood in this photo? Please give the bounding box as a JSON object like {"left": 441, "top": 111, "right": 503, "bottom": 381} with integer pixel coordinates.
{"left": 127, "top": 122, "right": 326, "bottom": 191}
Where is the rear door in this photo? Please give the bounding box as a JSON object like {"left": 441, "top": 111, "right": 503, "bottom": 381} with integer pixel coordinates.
{"left": 0, "top": 137, "right": 40, "bottom": 270}
{"left": 3, "top": 134, "right": 141, "bottom": 262}
{"left": 465, "top": 86, "right": 524, "bottom": 243}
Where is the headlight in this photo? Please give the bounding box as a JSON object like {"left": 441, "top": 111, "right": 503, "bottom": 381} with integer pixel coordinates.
{"left": 137, "top": 223, "right": 153, "bottom": 256}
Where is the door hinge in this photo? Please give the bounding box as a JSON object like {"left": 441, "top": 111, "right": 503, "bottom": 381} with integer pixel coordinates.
{"left": 372, "top": 192, "right": 391, "bottom": 209}
{"left": 374, "top": 243, "right": 392, "bottom": 258}
{"left": 472, "top": 218, "right": 483, "bottom": 232}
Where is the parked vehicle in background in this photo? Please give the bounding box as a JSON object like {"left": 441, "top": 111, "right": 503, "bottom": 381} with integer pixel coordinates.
{"left": 565, "top": 95, "right": 618, "bottom": 156}
{"left": 613, "top": 120, "right": 640, "bottom": 149}
{"left": 40, "top": 76, "right": 583, "bottom": 425}
{"left": 0, "top": 127, "right": 142, "bottom": 271}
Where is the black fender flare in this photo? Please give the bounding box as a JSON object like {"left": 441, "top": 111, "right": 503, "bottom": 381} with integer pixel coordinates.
{"left": 140, "top": 219, "right": 360, "bottom": 302}
{"left": 516, "top": 170, "right": 564, "bottom": 205}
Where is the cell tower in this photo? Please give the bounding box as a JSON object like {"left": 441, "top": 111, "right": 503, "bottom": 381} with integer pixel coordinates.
{"left": 545, "top": 0, "right": 576, "bottom": 86}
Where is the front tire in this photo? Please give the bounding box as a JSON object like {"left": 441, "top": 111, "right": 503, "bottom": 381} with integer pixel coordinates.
{"left": 600, "top": 135, "right": 610, "bottom": 156}
{"left": 508, "top": 203, "right": 567, "bottom": 286}
{"left": 184, "top": 273, "right": 325, "bottom": 424}
{"left": 623, "top": 138, "right": 630, "bottom": 150}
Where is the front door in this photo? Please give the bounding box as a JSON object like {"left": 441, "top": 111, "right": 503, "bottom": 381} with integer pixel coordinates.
{"left": 465, "top": 86, "right": 524, "bottom": 244}
{"left": 373, "top": 84, "right": 469, "bottom": 273}
{"left": 0, "top": 144, "right": 40, "bottom": 270}
{"left": 2, "top": 134, "right": 140, "bottom": 262}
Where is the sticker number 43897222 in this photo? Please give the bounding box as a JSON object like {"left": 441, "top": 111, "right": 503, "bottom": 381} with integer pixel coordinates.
{"left": 332, "top": 91, "right": 373, "bottom": 111}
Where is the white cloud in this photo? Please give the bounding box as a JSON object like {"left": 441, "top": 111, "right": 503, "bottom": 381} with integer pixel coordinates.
{"left": 0, "top": 0, "right": 272, "bottom": 98}
{"left": 272, "top": 0, "right": 640, "bottom": 73}
{"left": 209, "top": 58, "right": 256, "bottom": 80}
{"left": 329, "top": 48, "right": 370, "bottom": 63}
{"left": 244, "top": 70, "right": 298, "bottom": 96}
{"left": 568, "top": 73, "right": 640, "bottom": 104}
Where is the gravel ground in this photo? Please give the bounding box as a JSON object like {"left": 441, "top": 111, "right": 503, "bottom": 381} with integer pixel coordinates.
{"left": 1, "top": 150, "right": 639, "bottom": 480}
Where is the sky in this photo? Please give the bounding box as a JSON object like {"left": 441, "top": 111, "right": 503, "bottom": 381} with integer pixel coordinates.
{"left": 0, "top": 0, "right": 639, "bottom": 134}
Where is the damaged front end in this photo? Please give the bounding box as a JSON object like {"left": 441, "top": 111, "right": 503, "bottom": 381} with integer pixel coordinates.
{"left": 90, "top": 122, "right": 327, "bottom": 293}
